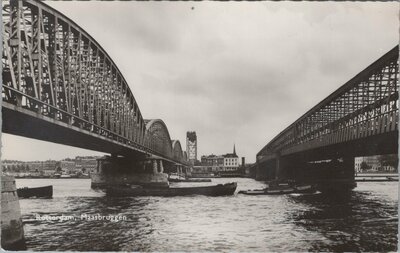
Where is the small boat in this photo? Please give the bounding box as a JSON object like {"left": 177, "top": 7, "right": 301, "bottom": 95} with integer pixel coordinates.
{"left": 168, "top": 173, "right": 187, "bottom": 182}
{"left": 238, "top": 184, "right": 316, "bottom": 196}
{"left": 106, "top": 182, "right": 237, "bottom": 197}
{"left": 355, "top": 177, "right": 399, "bottom": 182}
{"left": 237, "top": 189, "right": 266, "bottom": 195}
{"left": 184, "top": 178, "right": 212, "bottom": 182}
{"left": 17, "top": 185, "right": 53, "bottom": 199}
{"left": 238, "top": 187, "right": 294, "bottom": 195}
{"left": 169, "top": 178, "right": 212, "bottom": 183}
{"left": 188, "top": 173, "right": 221, "bottom": 178}
{"left": 53, "top": 173, "right": 61, "bottom": 178}
{"left": 168, "top": 173, "right": 212, "bottom": 183}
{"left": 294, "top": 184, "right": 317, "bottom": 194}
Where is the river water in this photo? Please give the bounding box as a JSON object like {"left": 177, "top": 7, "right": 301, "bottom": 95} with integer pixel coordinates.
{"left": 16, "top": 178, "right": 398, "bottom": 252}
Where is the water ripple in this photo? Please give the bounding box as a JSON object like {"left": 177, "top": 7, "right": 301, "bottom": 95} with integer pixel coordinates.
{"left": 16, "top": 178, "right": 398, "bottom": 252}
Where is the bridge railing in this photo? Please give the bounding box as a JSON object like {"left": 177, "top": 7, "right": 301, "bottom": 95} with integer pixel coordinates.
{"left": 257, "top": 46, "right": 399, "bottom": 160}
{"left": 2, "top": 0, "right": 187, "bottom": 165}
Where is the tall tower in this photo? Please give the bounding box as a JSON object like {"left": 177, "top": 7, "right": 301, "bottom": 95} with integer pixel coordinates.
{"left": 186, "top": 131, "right": 197, "bottom": 165}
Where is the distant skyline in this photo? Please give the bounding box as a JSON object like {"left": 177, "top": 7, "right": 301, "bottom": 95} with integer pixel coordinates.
{"left": 1, "top": 1, "right": 398, "bottom": 162}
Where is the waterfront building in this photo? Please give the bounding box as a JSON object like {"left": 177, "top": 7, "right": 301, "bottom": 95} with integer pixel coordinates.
{"left": 200, "top": 154, "right": 224, "bottom": 172}
{"left": 2, "top": 160, "right": 57, "bottom": 177}
{"left": 42, "top": 168, "right": 56, "bottom": 177}
{"left": 198, "top": 145, "right": 241, "bottom": 173}
{"left": 355, "top": 155, "right": 398, "bottom": 173}
{"left": 2, "top": 161, "right": 27, "bottom": 172}
{"left": 41, "top": 160, "right": 58, "bottom": 171}
{"left": 3, "top": 160, "right": 57, "bottom": 173}
{"left": 192, "top": 166, "right": 212, "bottom": 173}
{"left": 75, "top": 156, "right": 98, "bottom": 174}
{"left": 2, "top": 157, "right": 99, "bottom": 177}
{"left": 25, "top": 161, "right": 40, "bottom": 172}
{"left": 223, "top": 145, "right": 239, "bottom": 171}
{"left": 57, "top": 160, "right": 76, "bottom": 174}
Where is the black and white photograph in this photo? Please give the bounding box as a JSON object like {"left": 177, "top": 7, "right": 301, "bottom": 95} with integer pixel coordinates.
{"left": 0, "top": 0, "right": 398, "bottom": 252}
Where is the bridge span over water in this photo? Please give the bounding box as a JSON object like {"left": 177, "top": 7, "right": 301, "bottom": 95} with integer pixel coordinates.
{"left": 255, "top": 46, "right": 399, "bottom": 191}
{"left": 2, "top": 0, "right": 188, "bottom": 186}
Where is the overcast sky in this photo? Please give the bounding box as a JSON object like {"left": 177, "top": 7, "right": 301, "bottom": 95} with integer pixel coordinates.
{"left": 2, "top": 1, "right": 398, "bottom": 162}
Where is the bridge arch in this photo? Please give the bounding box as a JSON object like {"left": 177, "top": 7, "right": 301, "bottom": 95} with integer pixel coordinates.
{"left": 171, "top": 140, "right": 183, "bottom": 161}
{"left": 2, "top": 0, "right": 148, "bottom": 150}
{"left": 145, "top": 119, "right": 173, "bottom": 158}
{"left": 1, "top": 0, "right": 188, "bottom": 166}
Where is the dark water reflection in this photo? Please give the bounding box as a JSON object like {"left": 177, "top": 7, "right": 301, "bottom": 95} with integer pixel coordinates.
{"left": 288, "top": 189, "right": 398, "bottom": 252}
{"left": 16, "top": 178, "right": 397, "bottom": 252}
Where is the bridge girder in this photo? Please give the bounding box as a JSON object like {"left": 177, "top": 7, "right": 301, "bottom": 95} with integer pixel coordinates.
{"left": 257, "top": 46, "right": 399, "bottom": 163}
{"left": 1, "top": 0, "right": 188, "bottom": 166}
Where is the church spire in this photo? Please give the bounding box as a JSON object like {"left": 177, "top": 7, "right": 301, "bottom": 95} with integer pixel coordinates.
{"left": 233, "top": 144, "right": 236, "bottom": 155}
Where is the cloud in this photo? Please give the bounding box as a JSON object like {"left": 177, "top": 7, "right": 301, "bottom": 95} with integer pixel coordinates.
{"left": 2, "top": 1, "right": 398, "bottom": 162}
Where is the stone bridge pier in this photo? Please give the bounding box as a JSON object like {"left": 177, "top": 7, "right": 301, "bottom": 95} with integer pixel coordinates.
{"left": 91, "top": 155, "right": 169, "bottom": 188}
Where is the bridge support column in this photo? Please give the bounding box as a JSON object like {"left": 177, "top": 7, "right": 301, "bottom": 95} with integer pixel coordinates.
{"left": 159, "top": 160, "right": 164, "bottom": 173}
{"left": 91, "top": 156, "right": 169, "bottom": 189}
{"left": 314, "top": 156, "right": 357, "bottom": 193}
{"left": 184, "top": 166, "right": 191, "bottom": 177}
{"left": 152, "top": 160, "right": 158, "bottom": 174}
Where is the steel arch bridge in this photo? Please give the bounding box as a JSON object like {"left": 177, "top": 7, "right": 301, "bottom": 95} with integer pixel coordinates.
{"left": 257, "top": 46, "right": 399, "bottom": 182}
{"left": 1, "top": 0, "right": 188, "bottom": 165}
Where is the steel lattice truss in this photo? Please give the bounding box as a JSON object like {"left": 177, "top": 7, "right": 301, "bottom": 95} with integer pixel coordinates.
{"left": 2, "top": 0, "right": 187, "bottom": 164}
{"left": 258, "top": 46, "right": 399, "bottom": 161}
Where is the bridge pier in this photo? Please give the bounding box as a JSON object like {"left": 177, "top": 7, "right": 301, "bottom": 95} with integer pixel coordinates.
{"left": 168, "top": 164, "right": 187, "bottom": 177}
{"left": 153, "top": 160, "right": 164, "bottom": 173}
{"left": 275, "top": 153, "right": 295, "bottom": 181}
{"left": 314, "top": 156, "right": 356, "bottom": 193}
{"left": 257, "top": 152, "right": 357, "bottom": 193}
{"left": 91, "top": 156, "right": 169, "bottom": 189}
{"left": 292, "top": 155, "right": 356, "bottom": 193}
{"left": 255, "top": 159, "right": 276, "bottom": 181}
{"left": 177, "top": 165, "right": 187, "bottom": 177}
